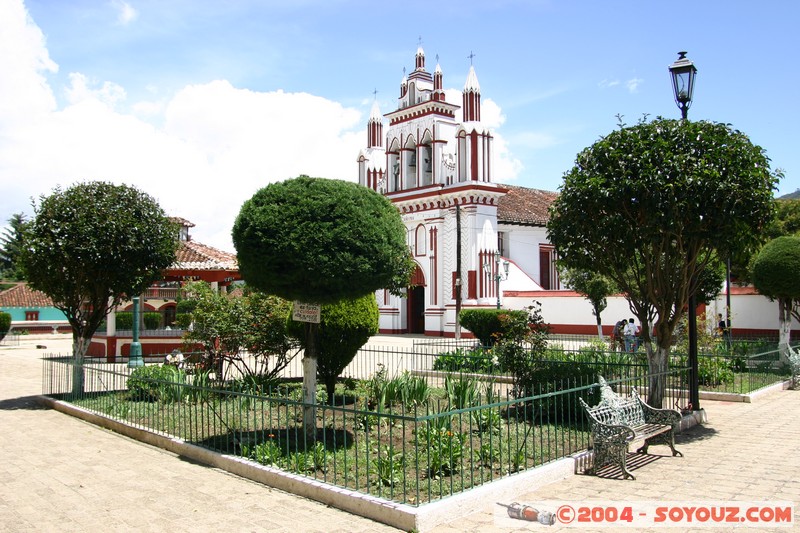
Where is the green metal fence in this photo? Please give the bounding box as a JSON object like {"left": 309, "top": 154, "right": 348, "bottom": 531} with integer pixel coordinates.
{"left": 42, "top": 345, "right": 698, "bottom": 506}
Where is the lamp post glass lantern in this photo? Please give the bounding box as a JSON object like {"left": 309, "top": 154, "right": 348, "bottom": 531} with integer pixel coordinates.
{"left": 669, "top": 51, "right": 697, "bottom": 120}
{"left": 668, "top": 50, "right": 699, "bottom": 410}
{"left": 483, "top": 250, "right": 509, "bottom": 309}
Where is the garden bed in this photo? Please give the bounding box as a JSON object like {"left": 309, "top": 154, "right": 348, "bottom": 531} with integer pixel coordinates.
{"left": 65, "top": 366, "right": 592, "bottom": 505}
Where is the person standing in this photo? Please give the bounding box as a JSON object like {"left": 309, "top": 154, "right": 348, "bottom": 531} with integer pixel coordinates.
{"left": 624, "top": 318, "right": 639, "bottom": 353}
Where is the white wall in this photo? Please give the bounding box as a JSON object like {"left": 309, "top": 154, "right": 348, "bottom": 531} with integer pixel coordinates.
{"left": 504, "top": 290, "right": 800, "bottom": 336}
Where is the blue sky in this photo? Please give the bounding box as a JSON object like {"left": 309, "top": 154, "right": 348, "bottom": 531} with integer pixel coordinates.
{"left": 2, "top": 0, "right": 797, "bottom": 251}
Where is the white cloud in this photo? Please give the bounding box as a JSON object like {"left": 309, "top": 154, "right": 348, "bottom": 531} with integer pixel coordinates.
{"left": 598, "top": 79, "right": 620, "bottom": 89}
{"left": 0, "top": 0, "right": 522, "bottom": 250}
{"left": 66, "top": 73, "right": 127, "bottom": 107}
{"left": 0, "top": 0, "right": 57, "bottom": 132}
{"left": 112, "top": 0, "right": 138, "bottom": 26}
{"left": 0, "top": 3, "right": 367, "bottom": 251}
{"left": 626, "top": 77, "right": 644, "bottom": 94}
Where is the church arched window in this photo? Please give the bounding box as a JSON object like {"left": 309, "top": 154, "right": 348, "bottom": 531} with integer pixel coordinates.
{"left": 414, "top": 224, "right": 427, "bottom": 256}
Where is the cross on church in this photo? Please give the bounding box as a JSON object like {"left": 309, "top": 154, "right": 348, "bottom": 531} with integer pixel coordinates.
{"left": 468, "top": 51, "right": 476, "bottom": 65}
{"left": 372, "top": 88, "right": 378, "bottom": 100}
{"left": 418, "top": 36, "right": 423, "bottom": 47}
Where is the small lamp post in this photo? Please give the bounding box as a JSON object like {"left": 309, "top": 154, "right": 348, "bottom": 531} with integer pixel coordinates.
{"left": 128, "top": 296, "right": 144, "bottom": 367}
{"left": 669, "top": 51, "right": 699, "bottom": 410}
{"left": 483, "top": 251, "right": 509, "bottom": 309}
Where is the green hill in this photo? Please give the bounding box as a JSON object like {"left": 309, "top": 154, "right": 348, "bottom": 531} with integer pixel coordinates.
{"left": 778, "top": 189, "right": 800, "bottom": 200}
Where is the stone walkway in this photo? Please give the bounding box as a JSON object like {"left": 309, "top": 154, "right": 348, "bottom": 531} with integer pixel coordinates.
{"left": 2, "top": 335, "right": 799, "bottom": 532}
{"left": 0, "top": 336, "right": 399, "bottom": 533}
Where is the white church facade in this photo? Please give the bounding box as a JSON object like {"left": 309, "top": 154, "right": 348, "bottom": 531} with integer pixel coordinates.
{"left": 357, "top": 47, "right": 559, "bottom": 336}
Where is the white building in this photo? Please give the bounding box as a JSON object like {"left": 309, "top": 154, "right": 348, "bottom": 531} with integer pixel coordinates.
{"left": 358, "top": 47, "right": 559, "bottom": 336}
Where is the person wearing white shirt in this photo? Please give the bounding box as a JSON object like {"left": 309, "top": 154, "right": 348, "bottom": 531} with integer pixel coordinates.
{"left": 623, "top": 318, "right": 639, "bottom": 352}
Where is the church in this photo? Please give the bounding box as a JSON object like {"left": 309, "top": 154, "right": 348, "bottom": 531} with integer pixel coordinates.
{"left": 357, "top": 46, "right": 560, "bottom": 336}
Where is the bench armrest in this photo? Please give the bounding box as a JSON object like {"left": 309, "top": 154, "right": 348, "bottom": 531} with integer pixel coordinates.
{"left": 633, "top": 390, "right": 681, "bottom": 426}
{"left": 591, "top": 421, "right": 636, "bottom": 445}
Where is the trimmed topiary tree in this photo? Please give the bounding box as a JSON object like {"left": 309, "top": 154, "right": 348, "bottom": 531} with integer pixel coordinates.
{"left": 288, "top": 294, "right": 378, "bottom": 405}
{"left": 751, "top": 236, "right": 800, "bottom": 362}
{"left": 232, "top": 176, "right": 413, "bottom": 437}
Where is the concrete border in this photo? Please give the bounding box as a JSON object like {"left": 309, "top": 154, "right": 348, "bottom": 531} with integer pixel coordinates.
{"left": 695, "top": 379, "right": 792, "bottom": 403}
{"left": 38, "top": 394, "right": 574, "bottom": 532}
{"left": 33, "top": 388, "right": 762, "bottom": 531}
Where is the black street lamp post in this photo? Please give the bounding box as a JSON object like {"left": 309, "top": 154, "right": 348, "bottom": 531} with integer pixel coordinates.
{"left": 669, "top": 51, "right": 700, "bottom": 410}
{"left": 483, "top": 251, "right": 509, "bottom": 309}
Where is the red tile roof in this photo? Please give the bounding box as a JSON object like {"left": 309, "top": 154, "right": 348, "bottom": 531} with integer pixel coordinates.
{"left": 169, "top": 216, "right": 196, "bottom": 228}
{"left": 173, "top": 240, "right": 238, "bottom": 271}
{"left": 0, "top": 283, "right": 56, "bottom": 308}
{"left": 496, "top": 184, "right": 558, "bottom": 226}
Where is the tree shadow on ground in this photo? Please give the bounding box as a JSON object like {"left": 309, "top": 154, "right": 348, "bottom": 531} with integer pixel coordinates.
{"left": 676, "top": 423, "right": 718, "bottom": 444}
{"left": 0, "top": 395, "right": 49, "bottom": 411}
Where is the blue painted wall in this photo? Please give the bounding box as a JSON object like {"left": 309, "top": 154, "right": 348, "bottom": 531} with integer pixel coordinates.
{"left": 0, "top": 307, "right": 68, "bottom": 321}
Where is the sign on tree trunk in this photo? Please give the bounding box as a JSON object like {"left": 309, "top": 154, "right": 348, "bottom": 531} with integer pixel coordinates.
{"left": 293, "top": 302, "right": 321, "bottom": 323}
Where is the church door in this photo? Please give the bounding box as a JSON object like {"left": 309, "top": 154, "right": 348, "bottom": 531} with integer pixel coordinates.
{"left": 407, "top": 286, "right": 425, "bottom": 334}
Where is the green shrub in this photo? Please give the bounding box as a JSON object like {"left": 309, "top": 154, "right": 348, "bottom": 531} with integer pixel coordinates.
{"left": 114, "top": 311, "right": 162, "bottom": 330}
{"left": 174, "top": 299, "right": 197, "bottom": 329}
{"left": 459, "top": 309, "right": 530, "bottom": 346}
{"left": 127, "top": 364, "right": 186, "bottom": 402}
{"left": 116, "top": 312, "right": 133, "bottom": 330}
{"left": 143, "top": 312, "right": 161, "bottom": 330}
{"left": 364, "top": 368, "right": 430, "bottom": 410}
{"left": 432, "top": 347, "right": 497, "bottom": 373}
{"left": 0, "top": 312, "right": 11, "bottom": 341}
{"left": 521, "top": 362, "right": 598, "bottom": 423}
{"left": 676, "top": 355, "right": 735, "bottom": 387}
{"left": 371, "top": 445, "right": 405, "bottom": 487}
{"left": 444, "top": 374, "right": 481, "bottom": 409}
{"left": 176, "top": 299, "right": 197, "bottom": 315}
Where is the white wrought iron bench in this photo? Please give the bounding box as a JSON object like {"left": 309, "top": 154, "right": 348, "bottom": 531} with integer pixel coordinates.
{"left": 579, "top": 376, "right": 682, "bottom": 480}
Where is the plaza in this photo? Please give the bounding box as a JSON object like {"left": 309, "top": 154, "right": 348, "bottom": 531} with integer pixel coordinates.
{"left": 2, "top": 334, "right": 798, "bottom": 532}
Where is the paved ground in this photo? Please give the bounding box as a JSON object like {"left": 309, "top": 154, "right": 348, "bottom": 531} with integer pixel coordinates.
{"left": 2, "top": 334, "right": 799, "bottom": 532}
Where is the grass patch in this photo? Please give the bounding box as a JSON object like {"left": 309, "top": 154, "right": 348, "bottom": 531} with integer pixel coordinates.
{"left": 72, "top": 377, "right": 589, "bottom": 505}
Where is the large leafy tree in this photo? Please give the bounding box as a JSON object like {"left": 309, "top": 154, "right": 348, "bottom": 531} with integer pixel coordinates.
{"left": 232, "top": 175, "right": 413, "bottom": 436}
{"left": 766, "top": 199, "right": 800, "bottom": 240}
{"left": 22, "top": 182, "right": 178, "bottom": 391}
{"left": 751, "top": 236, "right": 800, "bottom": 362}
{"left": 547, "top": 118, "right": 778, "bottom": 406}
{"left": 0, "top": 213, "right": 29, "bottom": 281}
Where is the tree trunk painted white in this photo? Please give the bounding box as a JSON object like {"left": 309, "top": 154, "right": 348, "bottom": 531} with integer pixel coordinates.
{"left": 778, "top": 298, "right": 793, "bottom": 365}
{"left": 302, "top": 322, "right": 319, "bottom": 440}
{"left": 71, "top": 333, "right": 90, "bottom": 397}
